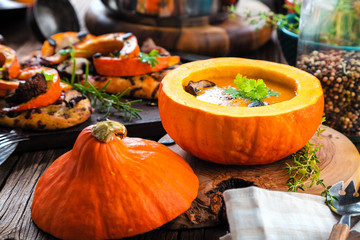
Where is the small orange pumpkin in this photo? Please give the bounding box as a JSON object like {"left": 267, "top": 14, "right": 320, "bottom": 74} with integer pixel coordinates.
{"left": 158, "top": 58, "right": 324, "bottom": 165}
{"left": 31, "top": 120, "right": 199, "bottom": 239}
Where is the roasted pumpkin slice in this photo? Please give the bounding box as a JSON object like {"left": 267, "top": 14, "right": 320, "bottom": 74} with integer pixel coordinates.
{"left": 93, "top": 55, "right": 180, "bottom": 77}
{"left": 0, "top": 44, "right": 20, "bottom": 79}
{"left": 1, "top": 67, "right": 61, "bottom": 112}
{"left": 41, "top": 31, "right": 96, "bottom": 57}
{"left": 0, "top": 79, "right": 23, "bottom": 89}
{"left": 42, "top": 32, "right": 140, "bottom": 65}
{"left": 158, "top": 57, "right": 324, "bottom": 165}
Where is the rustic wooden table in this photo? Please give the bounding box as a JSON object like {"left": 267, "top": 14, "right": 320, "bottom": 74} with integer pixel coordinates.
{"left": 1, "top": 1, "right": 359, "bottom": 240}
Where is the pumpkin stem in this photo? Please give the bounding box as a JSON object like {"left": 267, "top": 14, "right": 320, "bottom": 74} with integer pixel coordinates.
{"left": 91, "top": 120, "right": 127, "bottom": 143}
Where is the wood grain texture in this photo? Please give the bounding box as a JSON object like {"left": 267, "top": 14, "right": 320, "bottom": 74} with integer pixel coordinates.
{"left": 159, "top": 126, "right": 360, "bottom": 229}
{"left": 85, "top": 0, "right": 272, "bottom": 57}
{"left": 329, "top": 224, "right": 350, "bottom": 240}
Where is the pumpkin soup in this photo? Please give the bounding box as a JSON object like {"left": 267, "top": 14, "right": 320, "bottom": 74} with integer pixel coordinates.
{"left": 185, "top": 76, "right": 296, "bottom": 107}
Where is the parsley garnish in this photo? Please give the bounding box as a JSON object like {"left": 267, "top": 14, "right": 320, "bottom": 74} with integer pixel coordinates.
{"left": 139, "top": 49, "right": 160, "bottom": 68}
{"left": 224, "top": 74, "right": 280, "bottom": 102}
{"left": 227, "top": 5, "right": 237, "bottom": 19}
{"left": 58, "top": 45, "right": 76, "bottom": 59}
{"left": 41, "top": 70, "right": 54, "bottom": 81}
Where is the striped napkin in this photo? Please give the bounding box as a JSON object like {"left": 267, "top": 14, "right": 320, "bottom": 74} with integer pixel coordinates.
{"left": 220, "top": 186, "right": 360, "bottom": 240}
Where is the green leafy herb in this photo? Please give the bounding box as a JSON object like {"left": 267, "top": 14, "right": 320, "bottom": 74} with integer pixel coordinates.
{"left": 41, "top": 70, "right": 54, "bottom": 81}
{"left": 139, "top": 49, "right": 160, "bottom": 68}
{"left": 227, "top": 5, "right": 237, "bottom": 19}
{"left": 0, "top": 67, "right": 3, "bottom": 79}
{"left": 58, "top": 45, "right": 75, "bottom": 59}
{"left": 224, "top": 74, "right": 279, "bottom": 102}
{"left": 239, "top": 3, "right": 301, "bottom": 34}
{"left": 58, "top": 46, "right": 90, "bottom": 59}
{"left": 285, "top": 118, "right": 338, "bottom": 204}
{"left": 62, "top": 58, "right": 142, "bottom": 122}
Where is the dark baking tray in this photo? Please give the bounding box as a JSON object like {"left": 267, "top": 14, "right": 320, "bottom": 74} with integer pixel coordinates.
{"left": 4, "top": 99, "right": 166, "bottom": 152}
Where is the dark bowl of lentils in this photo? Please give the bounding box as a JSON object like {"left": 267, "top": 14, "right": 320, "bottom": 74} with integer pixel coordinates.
{"left": 297, "top": 42, "right": 360, "bottom": 142}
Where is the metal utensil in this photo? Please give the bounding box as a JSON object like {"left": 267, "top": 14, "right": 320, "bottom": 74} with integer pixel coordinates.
{"left": 27, "top": 0, "right": 80, "bottom": 41}
{"left": 0, "top": 131, "right": 29, "bottom": 165}
{"left": 327, "top": 181, "right": 360, "bottom": 240}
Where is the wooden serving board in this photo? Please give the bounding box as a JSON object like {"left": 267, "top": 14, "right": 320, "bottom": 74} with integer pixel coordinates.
{"left": 160, "top": 126, "right": 360, "bottom": 229}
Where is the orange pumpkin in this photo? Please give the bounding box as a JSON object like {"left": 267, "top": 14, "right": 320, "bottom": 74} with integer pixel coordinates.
{"left": 158, "top": 58, "right": 324, "bottom": 165}
{"left": 31, "top": 120, "right": 199, "bottom": 239}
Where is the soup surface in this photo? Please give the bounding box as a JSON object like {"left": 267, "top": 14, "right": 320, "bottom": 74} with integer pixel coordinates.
{"left": 193, "top": 76, "right": 297, "bottom": 107}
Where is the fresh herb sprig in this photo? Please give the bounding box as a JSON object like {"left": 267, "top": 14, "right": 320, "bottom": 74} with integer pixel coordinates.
{"left": 139, "top": 49, "right": 160, "bottom": 67}
{"left": 61, "top": 47, "right": 142, "bottom": 121}
{"left": 224, "top": 74, "right": 279, "bottom": 102}
{"left": 41, "top": 70, "right": 54, "bottom": 81}
{"left": 228, "top": 3, "right": 300, "bottom": 34}
{"left": 227, "top": 5, "right": 237, "bottom": 19}
{"left": 73, "top": 67, "right": 142, "bottom": 121}
{"left": 285, "top": 118, "right": 338, "bottom": 205}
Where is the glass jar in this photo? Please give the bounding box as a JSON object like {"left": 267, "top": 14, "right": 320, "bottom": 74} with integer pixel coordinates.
{"left": 296, "top": 0, "right": 360, "bottom": 141}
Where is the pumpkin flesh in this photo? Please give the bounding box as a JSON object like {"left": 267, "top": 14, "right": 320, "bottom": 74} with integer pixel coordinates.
{"left": 31, "top": 124, "right": 198, "bottom": 239}
{"left": 158, "top": 58, "right": 324, "bottom": 165}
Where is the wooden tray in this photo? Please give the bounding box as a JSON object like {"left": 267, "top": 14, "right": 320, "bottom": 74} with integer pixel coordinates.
{"left": 159, "top": 126, "right": 360, "bottom": 229}
{"left": 6, "top": 100, "right": 166, "bottom": 152}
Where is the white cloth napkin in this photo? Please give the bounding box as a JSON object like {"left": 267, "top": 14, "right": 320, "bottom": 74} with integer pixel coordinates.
{"left": 220, "top": 186, "right": 360, "bottom": 240}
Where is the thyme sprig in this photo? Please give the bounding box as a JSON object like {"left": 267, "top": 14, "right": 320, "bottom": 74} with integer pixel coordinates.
{"left": 285, "top": 118, "right": 338, "bottom": 204}
{"left": 72, "top": 71, "right": 142, "bottom": 122}
{"left": 61, "top": 46, "right": 142, "bottom": 122}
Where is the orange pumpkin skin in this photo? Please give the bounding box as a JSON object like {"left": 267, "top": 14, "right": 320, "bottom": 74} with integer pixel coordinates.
{"left": 42, "top": 32, "right": 140, "bottom": 65}
{"left": 31, "top": 122, "right": 199, "bottom": 239}
{"left": 93, "top": 55, "right": 180, "bottom": 77}
{"left": 158, "top": 58, "right": 324, "bottom": 165}
{"left": 1, "top": 67, "right": 61, "bottom": 112}
{"left": 0, "top": 44, "right": 20, "bottom": 79}
{"left": 41, "top": 31, "right": 96, "bottom": 57}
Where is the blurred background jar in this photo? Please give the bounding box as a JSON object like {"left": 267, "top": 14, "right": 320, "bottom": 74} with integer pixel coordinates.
{"left": 296, "top": 0, "right": 360, "bottom": 141}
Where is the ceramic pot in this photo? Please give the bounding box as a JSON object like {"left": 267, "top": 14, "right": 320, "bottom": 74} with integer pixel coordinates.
{"left": 276, "top": 13, "right": 298, "bottom": 66}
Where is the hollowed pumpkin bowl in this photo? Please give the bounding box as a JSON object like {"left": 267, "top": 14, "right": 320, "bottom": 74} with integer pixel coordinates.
{"left": 158, "top": 58, "right": 324, "bottom": 165}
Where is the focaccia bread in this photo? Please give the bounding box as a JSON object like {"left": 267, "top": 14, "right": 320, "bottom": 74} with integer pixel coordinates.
{"left": 0, "top": 90, "right": 92, "bottom": 130}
